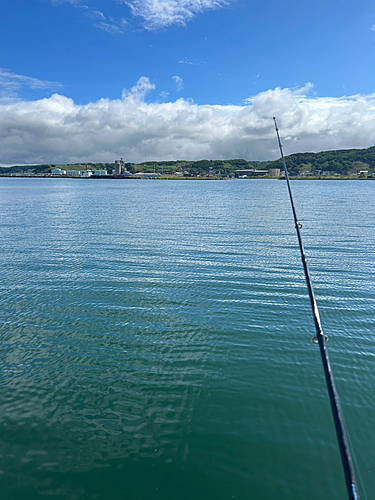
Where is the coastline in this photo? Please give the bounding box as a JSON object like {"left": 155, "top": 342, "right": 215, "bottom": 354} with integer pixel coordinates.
{"left": 0, "top": 174, "right": 374, "bottom": 180}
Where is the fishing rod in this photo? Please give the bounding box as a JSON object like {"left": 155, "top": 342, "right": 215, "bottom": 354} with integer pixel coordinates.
{"left": 273, "top": 117, "right": 360, "bottom": 500}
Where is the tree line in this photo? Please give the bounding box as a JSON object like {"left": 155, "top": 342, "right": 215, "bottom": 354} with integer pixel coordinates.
{"left": 2, "top": 145, "right": 375, "bottom": 176}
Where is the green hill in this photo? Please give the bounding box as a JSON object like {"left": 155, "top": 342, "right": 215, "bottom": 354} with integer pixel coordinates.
{"left": 266, "top": 146, "right": 375, "bottom": 175}
{"left": 2, "top": 145, "right": 375, "bottom": 176}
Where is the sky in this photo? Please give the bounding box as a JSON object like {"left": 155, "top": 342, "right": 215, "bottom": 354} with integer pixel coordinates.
{"left": 1, "top": 0, "right": 375, "bottom": 165}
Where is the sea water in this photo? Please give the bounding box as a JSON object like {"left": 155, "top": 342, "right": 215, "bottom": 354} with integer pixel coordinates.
{"left": 0, "top": 178, "right": 374, "bottom": 500}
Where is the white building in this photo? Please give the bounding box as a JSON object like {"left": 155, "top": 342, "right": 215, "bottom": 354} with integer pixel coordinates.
{"left": 80, "top": 170, "right": 93, "bottom": 178}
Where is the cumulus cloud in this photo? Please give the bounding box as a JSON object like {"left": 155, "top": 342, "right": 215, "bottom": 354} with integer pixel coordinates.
{"left": 371, "top": 24, "right": 375, "bottom": 31}
{"left": 1, "top": 78, "right": 375, "bottom": 166}
{"left": 172, "top": 75, "right": 183, "bottom": 91}
{"left": 121, "top": 76, "right": 156, "bottom": 99}
{"left": 122, "top": 0, "right": 231, "bottom": 30}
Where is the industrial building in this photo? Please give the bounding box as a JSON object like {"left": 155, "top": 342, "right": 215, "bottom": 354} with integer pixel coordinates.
{"left": 114, "top": 158, "right": 125, "bottom": 175}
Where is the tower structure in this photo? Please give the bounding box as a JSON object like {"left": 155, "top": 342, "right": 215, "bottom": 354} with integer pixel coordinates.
{"left": 114, "top": 158, "right": 125, "bottom": 175}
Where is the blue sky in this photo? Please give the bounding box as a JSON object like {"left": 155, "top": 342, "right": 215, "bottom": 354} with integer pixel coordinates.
{"left": 1, "top": 0, "right": 375, "bottom": 164}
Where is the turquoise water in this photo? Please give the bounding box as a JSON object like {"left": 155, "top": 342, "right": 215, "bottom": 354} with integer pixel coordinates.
{"left": 0, "top": 178, "right": 374, "bottom": 500}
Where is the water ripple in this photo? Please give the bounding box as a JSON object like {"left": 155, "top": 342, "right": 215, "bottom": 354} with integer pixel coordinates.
{"left": 0, "top": 179, "right": 374, "bottom": 500}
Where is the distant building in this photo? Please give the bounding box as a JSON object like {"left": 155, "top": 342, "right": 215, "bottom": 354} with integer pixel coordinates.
{"left": 235, "top": 169, "right": 268, "bottom": 177}
{"left": 80, "top": 170, "right": 93, "bottom": 178}
{"left": 51, "top": 168, "right": 66, "bottom": 175}
{"left": 114, "top": 158, "right": 125, "bottom": 175}
{"left": 269, "top": 168, "right": 281, "bottom": 177}
{"left": 133, "top": 172, "right": 161, "bottom": 178}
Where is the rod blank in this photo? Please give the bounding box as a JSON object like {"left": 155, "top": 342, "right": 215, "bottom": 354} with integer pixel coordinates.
{"left": 273, "top": 117, "right": 360, "bottom": 500}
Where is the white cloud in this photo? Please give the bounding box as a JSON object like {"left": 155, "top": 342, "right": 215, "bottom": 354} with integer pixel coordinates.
{"left": 121, "top": 76, "right": 156, "bottom": 99}
{"left": 0, "top": 68, "right": 62, "bottom": 103}
{"left": 51, "top": 0, "right": 88, "bottom": 8}
{"left": 371, "top": 24, "right": 375, "bottom": 31}
{"left": 95, "top": 17, "right": 129, "bottom": 34}
{"left": 1, "top": 79, "right": 375, "bottom": 166}
{"left": 50, "top": 1, "right": 129, "bottom": 34}
{"left": 123, "top": 0, "right": 231, "bottom": 30}
{"left": 172, "top": 75, "right": 183, "bottom": 91}
{"left": 178, "top": 58, "right": 194, "bottom": 65}
{"left": 51, "top": 0, "right": 230, "bottom": 31}
{"left": 87, "top": 9, "right": 106, "bottom": 20}
{"left": 178, "top": 57, "right": 206, "bottom": 66}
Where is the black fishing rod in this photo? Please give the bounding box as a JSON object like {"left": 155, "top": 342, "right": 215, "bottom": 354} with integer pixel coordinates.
{"left": 273, "top": 117, "right": 360, "bottom": 500}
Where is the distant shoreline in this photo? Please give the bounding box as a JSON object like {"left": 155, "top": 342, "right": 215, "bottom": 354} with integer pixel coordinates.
{"left": 0, "top": 174, "right": 374, "bottom": 181}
